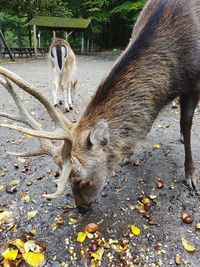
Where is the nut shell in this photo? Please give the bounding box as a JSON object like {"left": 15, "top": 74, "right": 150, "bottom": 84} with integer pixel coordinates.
{"left": 84, "top": 223, "right": 98, "bottom": 233}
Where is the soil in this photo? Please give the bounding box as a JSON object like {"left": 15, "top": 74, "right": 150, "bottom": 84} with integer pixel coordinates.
{"left": 0, "top": 54, "right": 199, "bottom": 267}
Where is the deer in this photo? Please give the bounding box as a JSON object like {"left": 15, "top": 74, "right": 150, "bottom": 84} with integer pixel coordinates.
{"left": 0, "top": 0, "right": 200, "bottom": 211}
{"left": 48, "top": 37, "right": 76, "bottom": 112}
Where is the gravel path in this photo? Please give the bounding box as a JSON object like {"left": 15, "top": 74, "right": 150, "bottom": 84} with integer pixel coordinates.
{"left": 0, "top": 55, "right": 199, "bottom": 267}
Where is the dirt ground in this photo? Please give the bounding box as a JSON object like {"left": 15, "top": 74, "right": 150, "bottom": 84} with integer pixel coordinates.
{"left": 0, "top": 54, "right": 200, "bottom": 267}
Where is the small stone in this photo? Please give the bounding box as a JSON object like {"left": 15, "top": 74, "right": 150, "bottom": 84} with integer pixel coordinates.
{"left": 133, "top": 160, "right": 140, "bottom": 166}
{"left": 14, "top": 163, "right": 19, "bottom": 169}
{"left": 6, "top": 185, "right": 17, "bottom": 194}
{"left": 54, "top": 171, "right": 60, "bottom": 178}
{"left": 26, "top": 180, "right": 33, "bottom": 186}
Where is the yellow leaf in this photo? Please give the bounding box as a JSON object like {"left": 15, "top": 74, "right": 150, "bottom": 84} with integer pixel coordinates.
{"left": 158, "top": 124, "right": 170, "bottom": 129}
{"left": 21, "top": 191, "right": 30, "bottom": 202}
{"left": 0, "top": 185, "right": 4, "bottom": 190}
{"left": 10, "top": 238, "right": 25, "bottom": 253}
{"left": 9, "top": 179, "right": 20, "bottom": 187}
{"left": 2, "top": 249, "right": 18, "bottom": 260}
{"left": 26, "top": 134, "right": 33, "bottom": 138}
{"left": 195, "top": 223, "right": 200, "bottom": 230}
{"left": 153, "top": 143, "right": 161, "bottom": 149}
{"left": 142, "top": 197, "right": 151, "bottom": 203}
{"left": 131, "top": 224, "right": 141, "bottom": 236}
{"left": 181, "top": 238, "right": 196, "bottom": 252}
{"left": 23, "top": 252, "right": 45, "bottom": 267}
{"left": 85, "top": 231, "right": 94, "bottom": 239}
{"left": 77, "top": 232, "right": 87, "bottom": 243}
{"left": 0, "top": 211, "right": 13, "bottom": 225}
{"left": 27, "top": 210, "right": 38, "bottom": 220}
{"left": 143, "top": 224, "right": 149, "bottom": 230}
{"left": 91, "top": 247, "right": 104, "bottom": 261}
{"left": 30, "top": 229, "right": 37, "bottom": 235}
{"left": 116, "top": 244, "right": 129, "bottom": 252}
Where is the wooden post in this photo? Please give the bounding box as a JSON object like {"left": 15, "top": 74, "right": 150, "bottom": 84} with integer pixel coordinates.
{"left": 33, "top": 25, "right": 37, "bottom": 58}
{"left": 0, "top": 30, "right": 15, "bottom": 61}
{"left": 38, "top": 31, "right": 41, "bottom": 48}
{"left": 53, "top": 31, "right": 56, "bottom": 39}
{"left": 81, "top": 32, "right": 84, "bottom": 53}
{"left": 87, "top": 38, "right": 90, "bottom": 53}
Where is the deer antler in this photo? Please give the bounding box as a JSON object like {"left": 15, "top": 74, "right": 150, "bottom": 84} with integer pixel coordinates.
{"left": 0, "top": 68, "right": 73, "bottom": 198}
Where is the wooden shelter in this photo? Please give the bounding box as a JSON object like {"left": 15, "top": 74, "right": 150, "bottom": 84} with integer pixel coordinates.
{"left": 28, "top": 16, "right": 92, "bottom": 57}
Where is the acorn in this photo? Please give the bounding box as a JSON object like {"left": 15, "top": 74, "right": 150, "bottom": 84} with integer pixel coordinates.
{"left": 182, "top": 212, "right": 193, "bottom": 224}
{"left": 84, "top": 223, "right": 98, "bottom": 233}
{"left": 144, "top": 201, "right": 152, "bottom": 211}
{"left": 156, "top": 178, "right": 164, "bottom": 188}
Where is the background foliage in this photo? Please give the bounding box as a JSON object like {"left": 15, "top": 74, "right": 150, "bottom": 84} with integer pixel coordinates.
{"left": 0, "top": 0, "right": 147, "bottom": 50}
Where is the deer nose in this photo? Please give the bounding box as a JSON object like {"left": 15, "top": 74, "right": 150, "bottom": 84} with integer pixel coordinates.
{"left": 76, "top": 202, "right": 92, "bottom": 213}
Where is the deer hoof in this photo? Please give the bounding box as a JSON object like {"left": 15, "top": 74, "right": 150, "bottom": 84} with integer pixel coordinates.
{"left": 59, "top": 100, "right": 62, "bottom": 105}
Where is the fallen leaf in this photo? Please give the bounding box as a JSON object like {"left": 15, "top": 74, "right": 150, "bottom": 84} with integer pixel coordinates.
{"left": 23, "top": 252, "right": 45, "bottom": 267}
{"left": 21, "top": 191, "right": 30, "bottom": 202}
{"left": 54, "top": 215, "right": 65, "bottom": 225}
{"left": 181, "top": 238, "right": 196, "bottom": 252}
{"left": 0, "top": 211, "right": 13, "bottom": 227}
{"left": 24, "top": 240, "right": 43, "bottom": 253}
{"left": 130, "top": 224, "right": 141, "bottom": 236}
{"left": 0, "top": 185, "right": 4, "bottom": 190}
{"left": 9, "top": 179, "right": 20, "bottom": 187}
{"left": 10, "top": 238, "right": 25, "bottom": 253}
{"left": 85, "top": 232, "right": 94, "bottom": 239}
{"left": 153, "top": 143, "right": 161, "bottom": 149}
{"left": 26, "top": 134, "right": 33, "bottom": 139}
{"left": 158, "top": 124, "right": 170, "bottom": 129}
{"left": 195, "top": 223, "right": 200, "bottom": 230}
{"left": 77, "top": 232, "right": 87, "bottom": 243}
{"left": 2, "top": 249, "right": 18, "bottom": 261}
{"left": 91, "top": 247, "right": 104, "bottom": 261}
{"left": 27, "top": 210, "right": 38, "bottom": 220}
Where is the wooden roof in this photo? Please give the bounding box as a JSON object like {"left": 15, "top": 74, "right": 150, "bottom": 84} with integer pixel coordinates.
{"left": 28, "top": 16, "right": 91, "bottom": 32}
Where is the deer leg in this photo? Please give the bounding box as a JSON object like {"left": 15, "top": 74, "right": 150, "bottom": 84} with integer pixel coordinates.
{"left": 180, "top": 92, "right": 200, "bottom": 191}
{"left": 52, "top": 84, "right": 59, "bottom": 107}
{"left": 67, "top": 82, "right": 73, "bottom": 110}
{"left": 62, "top": 82, "right": 70, "bottom": 112}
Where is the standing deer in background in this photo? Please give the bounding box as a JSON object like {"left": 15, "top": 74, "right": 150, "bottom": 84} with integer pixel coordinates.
{"left": 49, "top": 38, "right": 76, "bottom": 112}
{"left": 0, "top": 0, "right": 200, "bottom": 211}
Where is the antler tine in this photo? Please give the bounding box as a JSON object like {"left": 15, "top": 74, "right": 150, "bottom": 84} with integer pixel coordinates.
{"left": 0, "top": 123, "right": 72, "bottom": 141}
{"left": 43, "top": 142, "right": 72, "bottom": 199}
{"left": 0, "top": 76, "right": 63, "bottom": 167}
{"left": 0, "top": 112, "right": 24, "bottom": 124}
{"left": 0, "top": 69, "right": 73, "bottom": 199}
{"left": 0, "top": 66, "right": 72, "bottom": 130}
{"left": 43, "top": 159, "right": 72, "bottom": 199}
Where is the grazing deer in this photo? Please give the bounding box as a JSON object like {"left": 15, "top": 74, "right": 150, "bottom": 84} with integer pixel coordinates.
{"left": 0, "top": 0, "right": 200, "bottom": 211}
{"left": 49, "top": 38, "right": 76, "bottom": 112}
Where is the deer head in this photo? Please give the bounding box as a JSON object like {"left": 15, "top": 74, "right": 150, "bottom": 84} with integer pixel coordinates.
{"left": 0, "top": 67, "right": 112, "bottom": 210}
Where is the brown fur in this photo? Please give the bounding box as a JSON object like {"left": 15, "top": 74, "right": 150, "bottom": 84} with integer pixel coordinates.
{"left": 68, "top": 0, "right": 200, "bottom": 209}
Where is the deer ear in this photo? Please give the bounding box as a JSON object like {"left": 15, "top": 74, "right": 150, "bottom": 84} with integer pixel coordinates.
{"left": 89, "top": 120, "right": 109, "bottom": 148}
